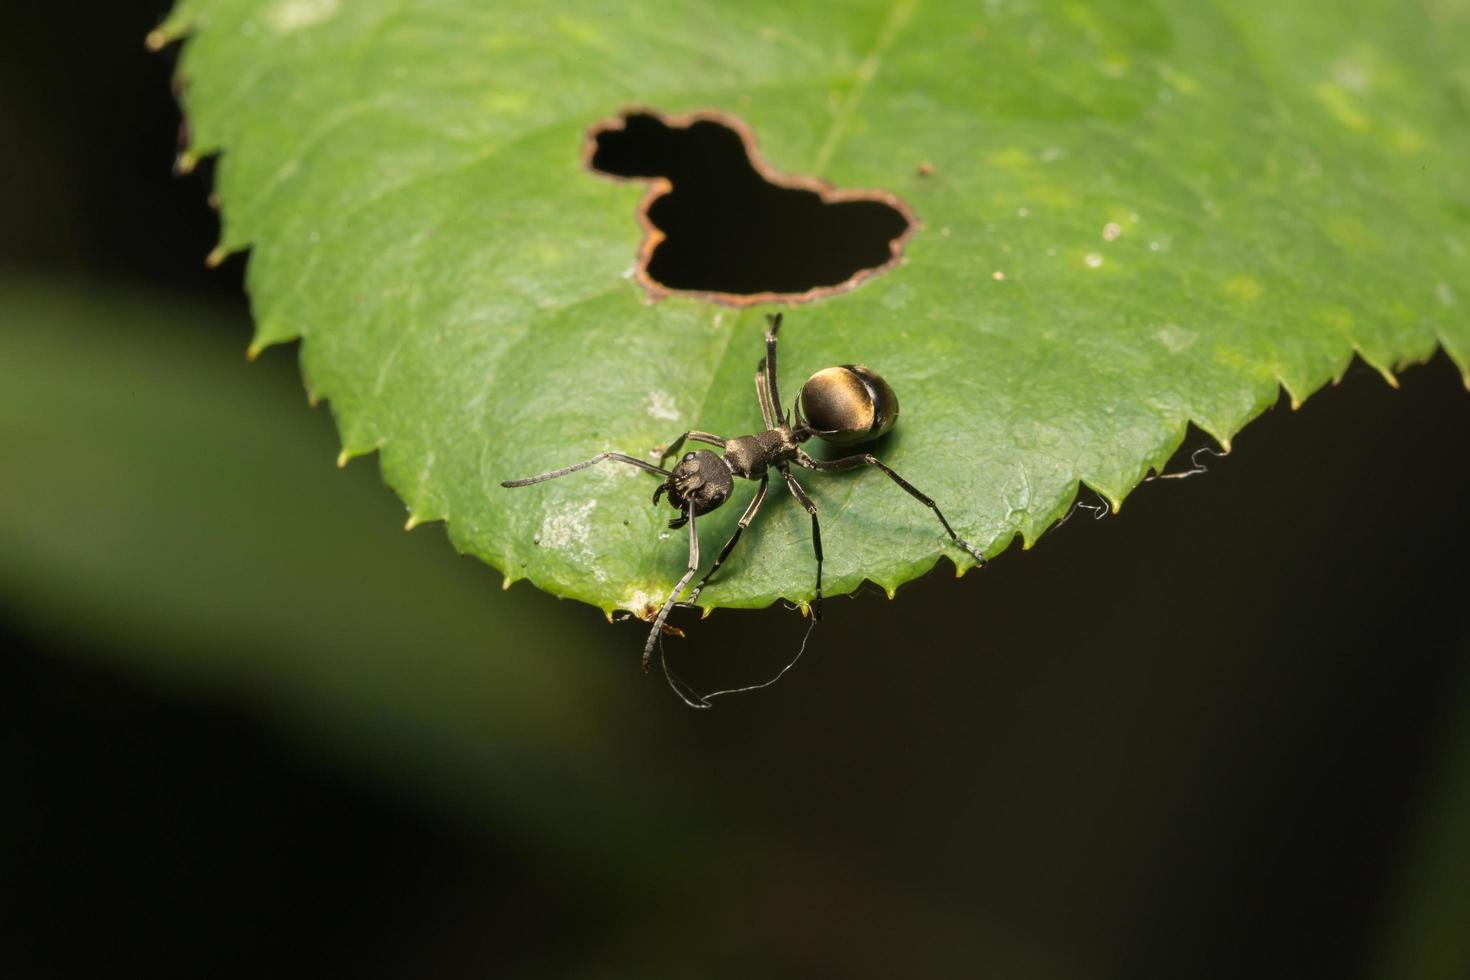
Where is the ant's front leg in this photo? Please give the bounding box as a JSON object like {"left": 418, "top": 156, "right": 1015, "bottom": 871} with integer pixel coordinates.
{"left": 685, "top": 474, "right": 769, "bottom": 606}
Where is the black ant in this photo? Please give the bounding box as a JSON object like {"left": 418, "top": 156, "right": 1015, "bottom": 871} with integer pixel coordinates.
{"left": 501, "top": 314, "right": 985, "bottom": 705}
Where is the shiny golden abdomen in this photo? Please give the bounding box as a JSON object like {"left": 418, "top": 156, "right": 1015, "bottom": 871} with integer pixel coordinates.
{"left": 799, "top": 364, "right": 899, "bottom": 445}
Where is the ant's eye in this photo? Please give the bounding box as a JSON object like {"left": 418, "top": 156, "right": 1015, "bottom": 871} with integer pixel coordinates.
{"left": 682, "top": 452, "right": 697, "bottom": 462}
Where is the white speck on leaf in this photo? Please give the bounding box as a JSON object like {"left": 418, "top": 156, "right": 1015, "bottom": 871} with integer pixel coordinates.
{"left": 646, "top": 390, "right": 680, "bottom": 421}
{"left": 1103, "top": 222, "right": 1123, "bottom": 242}
{"left": 622, "top": 590, "right": 659, "bottom": 617}
{"left": 1085, "top": 252, "right": 1104, "bottom": 268}
{"left": 1333, "top": 57, "right": 1369, "bottom": 93}
{"left": 1154, "top": 323, "right": 1197, "bottom": 352}
{"left": 539, "top": 499, "right": 597, "bottom": 554}
{"left": 266, "top": 0, "right": 340, "bottom": 33}
{"left": 882, "top": 283, "right": 915, "bottom": 309}
{"left": 1436, "top": 282, "right": 1456, "bottom": 306}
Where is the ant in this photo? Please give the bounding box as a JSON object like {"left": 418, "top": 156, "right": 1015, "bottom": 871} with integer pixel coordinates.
{"left": 501, "top": 314, "right": 986, "bottom": 705}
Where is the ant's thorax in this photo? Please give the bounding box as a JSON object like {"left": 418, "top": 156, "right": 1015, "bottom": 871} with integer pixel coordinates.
{"left": 722, "top": 426, "right": 806, "bottom": 479}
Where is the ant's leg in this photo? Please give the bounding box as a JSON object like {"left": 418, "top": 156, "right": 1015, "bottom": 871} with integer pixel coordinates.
{"left": 657, "top": 430, "right": 726, "bottom": 467}
{"left": 501, "top": 452, "right": 668, "bottom": 487}
{"left": 763, "top": 313, "right": 785, "bottom": 424}
{"left": 755, "top": 362, "right": 777, "bottom": 429}
{"left": 643, "top": 506, "right": 699, "bottom": 672}
{"left": 686, "top": 474, "right": 769, "bottom": 605}
{"left": 779, "top": 465, "right": 823, "bottom": 620}
{"left": 796, "top": 451, "right": 986, "bottom": 565}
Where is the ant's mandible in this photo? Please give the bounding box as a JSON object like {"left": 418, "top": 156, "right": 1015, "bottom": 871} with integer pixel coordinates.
{"left": 501, "top": 314, "right": 986, "bottom": 704}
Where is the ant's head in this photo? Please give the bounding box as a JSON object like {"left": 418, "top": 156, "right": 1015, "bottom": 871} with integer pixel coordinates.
{"left": 654, "top": 450, "right": 732, "bottom": 527}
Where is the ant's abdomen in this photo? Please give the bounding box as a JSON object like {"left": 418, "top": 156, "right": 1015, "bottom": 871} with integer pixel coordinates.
{"left": 799, "top": 365, "right": 899, "bottom": 446}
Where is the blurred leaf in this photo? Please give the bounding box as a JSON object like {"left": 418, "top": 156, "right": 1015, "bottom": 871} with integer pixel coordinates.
{"left": 1372, "top": 667, "right": 1470, "bottom": 980}
{"left": 157, "top": 0, "right": 1469, "bottom": 614}
{"left": 0, "top": 275, "right": 697, "bottom": 869}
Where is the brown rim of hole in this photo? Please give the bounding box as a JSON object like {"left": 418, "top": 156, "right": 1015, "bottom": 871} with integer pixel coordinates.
{"left": 583, "top": 107, "right": 920, "bottom": 309}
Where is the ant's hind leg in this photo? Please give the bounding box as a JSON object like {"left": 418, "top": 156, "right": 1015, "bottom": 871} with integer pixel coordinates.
{"left": 795, "top": 451, "right": 987, "bottom": 566}
{"left": 755, "top": 363, "right": 777, "bottom": 428}
{"left": 779, "top": 465, "right": 824, "bottom": 620}
{"left": 763, "top": 314, "right": 785, "bottom": 424}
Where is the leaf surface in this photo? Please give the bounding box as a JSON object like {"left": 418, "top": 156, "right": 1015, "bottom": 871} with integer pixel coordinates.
{"left": 158, "top": 0, "right": 1470, "bottom": 613}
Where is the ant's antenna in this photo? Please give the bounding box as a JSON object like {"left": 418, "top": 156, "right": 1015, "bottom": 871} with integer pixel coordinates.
{"left": 1145, "top": 446, "right": 1229, "bottom": 481}
{"left": 659, "top": 608, "right": 818, "bottom": 710}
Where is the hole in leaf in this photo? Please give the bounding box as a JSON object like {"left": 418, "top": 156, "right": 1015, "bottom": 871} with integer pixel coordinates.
{"left": 587, "top": 110, "right": 915, "bottom": 305}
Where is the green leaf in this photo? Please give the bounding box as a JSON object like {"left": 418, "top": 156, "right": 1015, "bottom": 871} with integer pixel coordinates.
{"left": 156, "top": 0, "right": 1470, "bottom": 615}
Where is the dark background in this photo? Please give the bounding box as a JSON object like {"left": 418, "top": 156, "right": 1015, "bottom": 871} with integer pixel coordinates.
{"left": 2, "top": 3, "right": 1468, "bottom": 978}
